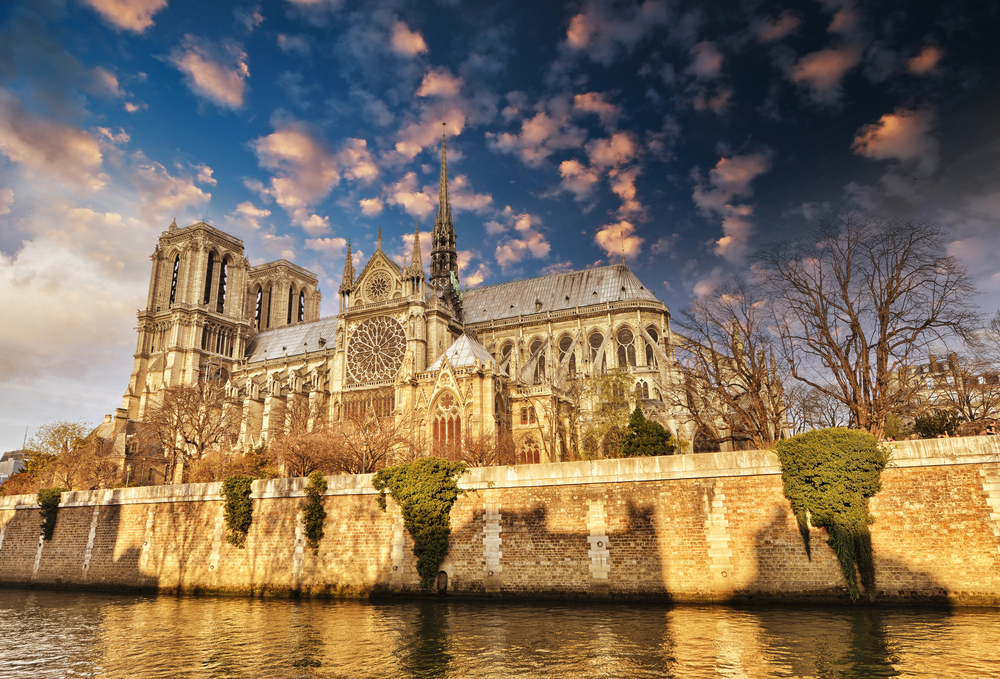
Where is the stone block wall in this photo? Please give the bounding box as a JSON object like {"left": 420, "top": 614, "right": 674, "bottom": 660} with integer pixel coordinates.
{"left": 0, "top": 438, "right": 998, "bottom": 604}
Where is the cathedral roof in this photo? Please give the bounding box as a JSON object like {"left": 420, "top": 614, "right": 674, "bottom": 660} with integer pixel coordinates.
{"left": 245, "top": 316, "right": 340, "bottom": 364}
{"left": 462, "top": 264, "right": 661, "bottom": 324}
{"left": 427, "top": 333, "right": 505, "bottom": 375}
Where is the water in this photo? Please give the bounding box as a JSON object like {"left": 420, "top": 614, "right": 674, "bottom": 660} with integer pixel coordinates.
{"left": 1, "top": 590, "right": 999, "bottom": 678}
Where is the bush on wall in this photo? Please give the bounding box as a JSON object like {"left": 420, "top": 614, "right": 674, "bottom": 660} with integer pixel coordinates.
{"left": 372, "top": 457, "right": 467, "bottom": 589}
{"left": 775, "top": 428, "right": 890, "bottom": 601}
{"left": 37, "top": 487, "right": 67, "bottom": 541}
{"left": 302, "top": 471, "right": 327, "bottom": 555}
{"left": 221, "top": 475, "right": 255, "bottom": 548}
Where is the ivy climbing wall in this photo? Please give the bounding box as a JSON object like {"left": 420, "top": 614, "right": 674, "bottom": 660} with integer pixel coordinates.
{"left": 0, "top": 438, "right": 999, "bottom": 604}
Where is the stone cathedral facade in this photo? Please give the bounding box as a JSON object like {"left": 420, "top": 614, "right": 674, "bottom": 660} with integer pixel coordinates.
{"left": 119, "top": 135, "right": 696, "bottom": 464}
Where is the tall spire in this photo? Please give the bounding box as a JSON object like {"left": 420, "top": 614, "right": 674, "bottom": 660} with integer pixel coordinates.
{"left": 339, "top": 238, "right": 355, "bottom": 296}
{"left": 411, "top": 221, "right": 422, "bottom": 271}
{"left": 430, "top": 124, "right": 458, "bottom": 288}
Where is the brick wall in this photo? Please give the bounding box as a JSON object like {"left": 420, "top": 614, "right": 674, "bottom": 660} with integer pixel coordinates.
{"left": 1, "top": 438, "right": 998, "bottom": 604}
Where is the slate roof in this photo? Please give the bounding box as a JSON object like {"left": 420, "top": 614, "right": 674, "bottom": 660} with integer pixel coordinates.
{"left": 462, "top": 264, "right": 661, "bottom": 324}
{"left": 427, "top": 333, "right": 506, "bottom": 375}
{"left": 245, "top": 316, "right": 340, "bottom": 363}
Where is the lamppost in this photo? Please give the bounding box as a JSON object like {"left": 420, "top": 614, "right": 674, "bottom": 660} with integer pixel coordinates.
{"left": 361, "top": 443, "right": 368, "bottom": 471}
{"left": 125, "top": 463, "right": 132, "bottom": 487}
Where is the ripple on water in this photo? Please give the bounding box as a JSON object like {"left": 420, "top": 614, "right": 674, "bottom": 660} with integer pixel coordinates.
{"left": 2, "top": 591, "right": 1000, "bottom": 678}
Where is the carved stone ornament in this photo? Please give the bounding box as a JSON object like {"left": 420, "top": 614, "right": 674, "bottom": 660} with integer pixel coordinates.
{"left": 347, "top": 314, "right": 406, "bottom": 383}
{"left": 364, "top": 269, "right": 393, "bottom": 302}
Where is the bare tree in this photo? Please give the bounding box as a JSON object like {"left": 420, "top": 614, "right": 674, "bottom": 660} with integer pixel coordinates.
{"left": 673, "top": 276, "right": 787, "bottom": 450}
{"left": 459, "top": 429, "right": 516, "bottom": 467}
{"left": 331, "top": 404, "right": 416, "bottom": 474}
{"left": 785, "top": 383, "right": 851, "bottom": 433}
{"left": 142, "top": 383, "right": 243, "bottom": 483}
{"left": 755, "top": 213, "right": 978, "bottom": 439}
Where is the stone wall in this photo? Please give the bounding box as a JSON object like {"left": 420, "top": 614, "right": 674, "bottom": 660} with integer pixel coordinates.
{"left": 1, "top": 437, "right": 999, "bottom": 604}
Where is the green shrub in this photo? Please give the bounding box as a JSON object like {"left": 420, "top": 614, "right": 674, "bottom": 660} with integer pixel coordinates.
{"left": 775, "top": 428, "right": 890, "bottom": 601}
{"left": 302, "top": 471, "right": 327, "bottom": 555}
{"left": 372, "top": 457, "right": 467, "bottom": 589}
{"left": 621, "top": 407, "right": 677, "bottom": 457}
{"left": 912, "top": 410, "right": 962, "bottom": 439}
{"left": 37, "top": 487, "right": 66, "bottom": 541}
{"left": 221, "top": 475, "right": 255, "bottom": 548}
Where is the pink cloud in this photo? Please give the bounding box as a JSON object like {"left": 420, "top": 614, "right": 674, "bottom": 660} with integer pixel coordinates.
{"left": 586, "top": 132, "right": 637, "bottom": 169}
{"left": 754, "top": 10, "right": 800, "bottom": 42}
{"left": 359, "top": 197, "right": 383, "bottom": 215}
{"left": 564, "top": 0, "right": 671, "bottom": 65}
{"left": 386, "top": 172, "right": 435, "bottom": 218}
{"left": 337, "top": 138, "right": 378, "bottom": 183}
{"left": 225, "top": 202, "right": 271, "bottom": 231}
{"left": 609, "top": 167, "right": 642, "bottom": 217}
{"left": 82, "top": 0, "right": 168, "bottom": 33}
{"left": 559, "top": 159, "right": 600, "bottom": 200}
{"left": 691, "top": 152, "right": 772, "bottom": 263}
{"left": 169, "top": 35, "right": 249, "bottom": 109}
{"left": 390, "top": 21, "right": 428, "bottom": 57}
{"left": 594, "top": 219, "right": 642, "bottom": 261}
{"left": 449, "top": 174, "right": 493, "bottom": 212}
{"left": 130, "top": 152, "right": 212, "bottom": 223}
{"left": 907, "top": 46, "right": 943, "bottom": 75}
{"left": 789, "top": 44, "right": 863, "bottom": 105}
{"left": 487, "top": 107, "right": 587, "bottom": 167}
{"left": 416, "top": 69, "right": 463, "bottom": 98}
{"left": 688, "top": 42, "right": 724, "bottom": 80}
{"left": 493, "top": 210, "right": 550, "bottom": 270}
{"left": 573, "top": 92, "right": 620, "bottom": 127}
{"left": 851, "top": 108, "right": 938, "bottom": 175}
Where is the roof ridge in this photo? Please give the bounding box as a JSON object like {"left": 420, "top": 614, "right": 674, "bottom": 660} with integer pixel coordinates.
{"left": 464, "top": 262, "right": 628, "bottom": 294}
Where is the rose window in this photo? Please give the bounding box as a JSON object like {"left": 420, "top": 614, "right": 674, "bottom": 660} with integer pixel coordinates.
{"left": 365, "top": 270, "right": 393, "bottom": 302}
{"left": 347, "top": 315, "right": 406, "bottom": 383}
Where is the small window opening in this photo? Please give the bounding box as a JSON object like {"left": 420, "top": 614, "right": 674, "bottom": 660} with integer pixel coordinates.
{"left": 203, "top": 252, "right": 215, "bottom": 305}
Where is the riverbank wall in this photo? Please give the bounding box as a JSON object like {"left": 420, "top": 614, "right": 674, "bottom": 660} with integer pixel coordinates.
{"left": 1, "top": 437, "right": 999, "bottom": 605}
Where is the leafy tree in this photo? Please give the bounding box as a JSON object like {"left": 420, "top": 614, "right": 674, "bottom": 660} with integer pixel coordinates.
{"left": 221, "top": 475, "right": 255, "bottom": 548}
{"left": 373, "top": 457, "right": 467, "bottom": 589}
{"left": 302, "top": 471, "right": 327, "bottom": 555}
{"left": 621, "top": 407, "right": 677, "bottom": 457}
{"left": 756, "top": 213, "right": 978, "bottom": 440}
{"left": 775, "top": 428, "right": 890, "bottom": 601}
{"left": 912, "top": 410, "right": 962, "bottom": 439}
{"left": 578, "top": 369, "right": 635, "bottom": 458}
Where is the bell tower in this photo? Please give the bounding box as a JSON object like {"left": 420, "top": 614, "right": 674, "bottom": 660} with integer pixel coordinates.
{"left": 429, "top": 127, "right": 458, "bottom": 289}
{"left": 120, "top": 220, "right": 253, "bottom": 421}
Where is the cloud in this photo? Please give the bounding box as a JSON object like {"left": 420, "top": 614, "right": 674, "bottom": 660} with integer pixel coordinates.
{"left": 688, "top": 42, "right": 724, "bottom": 79}
{"left": 81, "top": 0, "right": 168, "bottom": 33}
{"left": 754, "top": 10, "right": 800, "bottom": 42}
{"left": 130, "top": 153, "right": 212, "bottom": 222}
{"left": 691, "top": 152, "right": 772, "bottom": 262}
{"left": 234, "top": 5, "right": 264, "bottom": 32}
{"left": 390, "top": 21, "right": 428, "bottom": 57}
{"left": 169, "top": 35, "right": 250, "bottom": 110}
{"left": 586, "top": 132, "right": 638, "bottom": 169}
{"left": 907, "top": 46, "right": 943, "bottom": 75}
{"left": 337, "top": 138, "right": 378, "bottom": 183}
{"left": 305, "top": 237, "right": 347, "bottom": 256}
{"left": 851, "top": 108, "right": 938, "bottom": 175}
{"left": 594, "top": 219, "right": 642, "bottom": 261}
{"left": 251, "top": 121, "right": 344, "bottom": 232}
{"left": 691, "top": 86, "right": 732, "bottom": 114}
{"left": 449, "top": 175, "right": 492, "bottom": 212}
{"left": 559, "top": 159, "right": 600, "bottom": 200}
{"left": 464, "top": 262, "right": 490, "bottom": 287}
{"left": 359, "top": 197, "right": 384, "bottom": 215}
{"left": 488, "top": 109, "right": 587, "bottom": 166}
{"left": 540, "top": 260, "right": 575, "bottom": 275}
{"left": 124, "top": 102, "right": 147, "bottom": 113}
{"left": 573, "top": 92, "right": 620, "bottom": 128}
{"left": 225, "top": 201, "right": 271, "bottom": 231}
{"left": 564, "top": 0, "right": 671, "bottom": 65}
{"left": 788, "top": 44, "right": 863, "bottom": 105}
{"left": 608, "top": 167, "right": 642, "bottom": 217}
{"left": 0, "top": 188, "right": 12, "bottom": 215}
{"left": 386, "top": 172, "right": 435, "bottom": 217}
{"left": 0, "top": 91, "right": 105, "bottom": 192}
{"left": 493, "top": 209, "right": 550, "bottom": 270}
{"left": 277, "top": 34, "right": 312, "bottom": 55}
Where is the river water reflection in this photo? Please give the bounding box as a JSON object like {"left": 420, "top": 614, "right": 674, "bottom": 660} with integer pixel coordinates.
{"left": 2, "top": 589, "right": 999, "bottom": 678}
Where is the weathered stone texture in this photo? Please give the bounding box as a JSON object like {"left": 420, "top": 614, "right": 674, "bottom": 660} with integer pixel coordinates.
{"left": 1, "top": 438, "right": 1000, "bottom": 604}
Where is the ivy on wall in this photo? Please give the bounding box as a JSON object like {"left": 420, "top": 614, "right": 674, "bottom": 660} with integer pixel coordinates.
{"left": 303, "top": 471, "right": 327, "bottom": 555}
{"left": 775, "top": 428, "right": 890, "bottom": 601}
{"left": 372, "top": 457, "right": 467, "bottom": 589}
{"left": 37, "top": 487, "right": 66, "bottom": 541}
{"left": 221, "top": 475, "right": 255, "bottom": 548}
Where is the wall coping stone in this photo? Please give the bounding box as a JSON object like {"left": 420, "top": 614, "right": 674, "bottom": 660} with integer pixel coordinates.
{"left": 1, "top": 435, "right": 997, "bottom": 509}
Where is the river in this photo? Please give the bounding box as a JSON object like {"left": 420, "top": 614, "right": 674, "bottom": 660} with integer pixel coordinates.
{"left": 1, "top": 589, "right": 999, "bottom": 678}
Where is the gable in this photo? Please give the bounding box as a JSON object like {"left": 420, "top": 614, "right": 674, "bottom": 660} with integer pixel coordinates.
{"left": 354, "top": 249, "right": 403, "bottom": 304}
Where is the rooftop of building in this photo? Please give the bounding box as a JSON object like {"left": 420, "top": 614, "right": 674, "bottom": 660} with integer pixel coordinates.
{"left": 427, "top": 333, "right": 507, "bottom": 375}
{"left": 245, "top": 316, "right": 340, "bottom": 364}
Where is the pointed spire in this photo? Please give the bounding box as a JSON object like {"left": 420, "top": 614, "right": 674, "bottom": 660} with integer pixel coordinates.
{"left": 430, "top": 124, "right": 458, "bottom": 289}
{"left": 340, "top": 238, "right": 355, "bottom": 295}
{"left": 411, "top": 221, "right": 423, "bottom": 271}
{"left": 169, "top": 217, "right": 177, "bottom": 231}
{"left": 377, "top": 226, "right": 382, "bottom": 250}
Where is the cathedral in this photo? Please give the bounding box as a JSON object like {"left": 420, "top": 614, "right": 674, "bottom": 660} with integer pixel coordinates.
{"left": 118, "top": 134, "right": 692, "bottom": 464}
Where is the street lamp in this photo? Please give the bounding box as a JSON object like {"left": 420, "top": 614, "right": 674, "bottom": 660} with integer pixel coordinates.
{"left": 125, "top": 463, "right": 132, "bottom": 487}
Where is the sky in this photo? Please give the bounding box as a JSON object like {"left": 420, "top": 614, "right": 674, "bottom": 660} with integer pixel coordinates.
{"left": 1, "top": 0, "right": 999, "bottom": 451}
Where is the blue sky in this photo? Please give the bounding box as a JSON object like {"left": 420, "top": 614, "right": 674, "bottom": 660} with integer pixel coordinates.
{"left": 1, "top": 0, "right": 999, "bottom": 451}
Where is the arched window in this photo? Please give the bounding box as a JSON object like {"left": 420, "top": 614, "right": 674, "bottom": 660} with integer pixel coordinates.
{"left": 617, "top": 327, "right": 636, "bottom": 367}
{"left": 558, "top": 335, "right": 576, "bottom": 376}
{"left": 518, "top": 436, "right": 541, "bottom": 465}
{"left": 298, "top": 291, "right": 305, "bottom": 322}
{"left": 589, "top": 331, "right": 606, "bottom": 371}
{"left": 169, "top": 255, "right": 180, "bottom": 305}
{"left": 287, "top": 286, "right": 294, "bottom": 324}
{"left": 265, "top": 284, "right": 273, "bottom": 328}
{"left": 498, "top": 342, "right": 514, "bottom": 373}
{"left": 529, "top": 338, "right": 545, "bottom": 383}
{"left": 254, "top": 288, "right": 263, "bottom": 330}
{"left": 635, "top": 380, "right": 649, "bottom": 400}
{"left": 645, "top": 326, "right": 659, "bottom": 367}
{"left": 203, "top": 252, "right": 215, "bottom": 305}
{"left": 216, "top": 257, "right": 228, "bottom": 314}
{"left": 432, "top": 392, "right": 462, "bottom": 459}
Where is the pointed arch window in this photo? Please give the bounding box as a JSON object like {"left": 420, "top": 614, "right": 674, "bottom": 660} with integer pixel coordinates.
{"left": 617, "top": 327, "right": 636, "bottom": 367}
{"left": 635, "top": 379, "right": 649, "bottom": 400}
{"left": 169, "top": 255, "right": 180, "bottom": 305}
{"left": 265, "top": 284, "right": 273, "bottom": 328}
{"left": 589, "top": 331, "right": 607, "bottom": 371}
{"left": 645, "top": 326, "right": 659, "bottom": 367}
{"left": 287, "top": 286, "right": 294, "bottom": 324}
{"left": 432, "top": 392, "right": 462, "bottom": 459}
{"left": 254, "top": 288, "right": 263, "bottom": 330}
{"left": 498, "top": 342, "right": 514, "bottom": 374}
{"left": 298, "top": 291, "right": 305, "bottom": 322}
{"left": 203, "top": 252, "right": 215, "bottom": 305}
{"left": 216, "top": 258, "right": 228, "bottom": 313}
{"left": 529, "top": 338, "right": 545, "bottom": 384}
{"left": 558, "top": 335, "right": 576, "bottom": 376}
